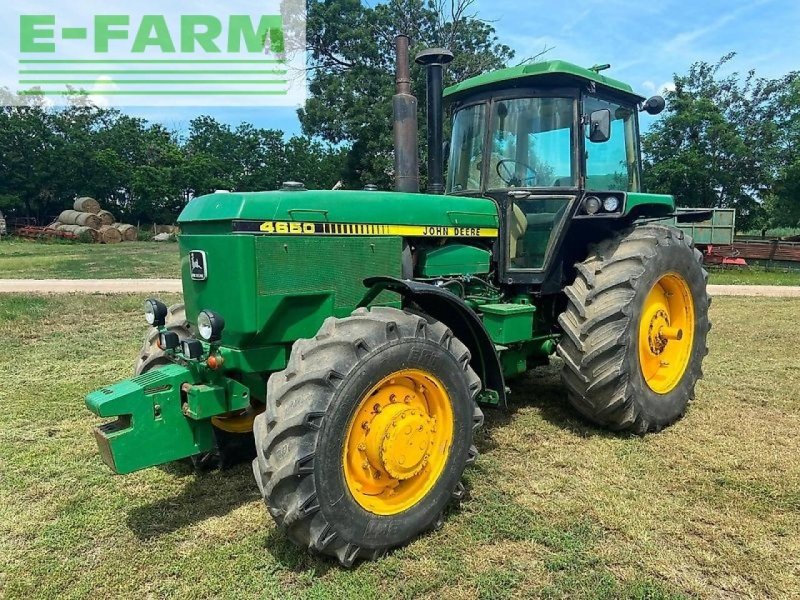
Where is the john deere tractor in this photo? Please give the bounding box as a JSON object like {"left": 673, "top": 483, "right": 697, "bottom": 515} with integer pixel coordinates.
{"left": 86, "top": 36, "right": 710, "bottom": 566}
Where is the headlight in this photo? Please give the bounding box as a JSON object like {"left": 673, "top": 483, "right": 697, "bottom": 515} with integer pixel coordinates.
{"left": 197, "top": 310, "right": 225, "bottom": 341}
{"left": 603, "top": 196, "right": 620, "bottom": 212}
{"left": 583, "top": 196, "right": 601, "bottom": 215}
{"left": 144, "top": 299, "right": 168, "bottom": 326}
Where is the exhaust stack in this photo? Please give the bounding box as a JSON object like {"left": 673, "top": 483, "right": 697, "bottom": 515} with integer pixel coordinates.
{"left": 393, "top": 35, "right": 419, "bottom": 193}
{"left": 415, "top": 48, "right": 453, "bottom": 195}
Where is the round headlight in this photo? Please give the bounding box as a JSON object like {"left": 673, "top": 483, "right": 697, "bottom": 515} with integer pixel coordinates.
{"left": 197, "top": 310, "right": 225, "bottom": 341}
{"left": 583, "top": 196, "right": 601, "bottom": 215}
{"left": 603, "top": 196, "right": 620, "bottom": 212}
{"left": 144, "top": 299, "right": 168, "bottom": 326}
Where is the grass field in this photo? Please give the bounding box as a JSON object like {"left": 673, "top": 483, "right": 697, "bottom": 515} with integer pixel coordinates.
{"left": 1, "top": 294, "right": 798, "bottom": 599}
{"left": 3, "top": 238, "right": 800, "bottom": 287}
{"left": 706, "top": 267, "right": 800, "bottom": 286}
{"left": 0, "top": 239, "right": 180, "bottom": 279}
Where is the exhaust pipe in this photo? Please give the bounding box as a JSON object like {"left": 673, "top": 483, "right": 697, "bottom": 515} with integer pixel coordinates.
{"left": 415, "top": 48, "right": 453, "bottom": 195}
{"left": 393, "top": 35, "right": 419, "bottom": 193}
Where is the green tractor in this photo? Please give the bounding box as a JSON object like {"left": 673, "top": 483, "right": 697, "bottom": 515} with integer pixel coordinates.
{"left": 86, "top": 36, "right": 710, "bottom": 566}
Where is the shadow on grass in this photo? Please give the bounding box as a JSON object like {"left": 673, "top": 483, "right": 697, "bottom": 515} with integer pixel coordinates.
{"left": 126, "top": 462, "right": 261, "bottom": 540}
{"left": 478, "top": 361, "right": 620, "bottom": 456}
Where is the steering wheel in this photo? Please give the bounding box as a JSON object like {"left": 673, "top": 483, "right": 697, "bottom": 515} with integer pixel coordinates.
{"left": 496, "top": 159, "right": 537, "bottom": 187}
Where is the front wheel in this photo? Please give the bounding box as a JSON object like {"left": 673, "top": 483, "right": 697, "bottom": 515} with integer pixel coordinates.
{"left": 252, "top": 307, "right": 483, "bottom": 566}
{"left": 557, "top": 224, "right": 711, "bottom": 434}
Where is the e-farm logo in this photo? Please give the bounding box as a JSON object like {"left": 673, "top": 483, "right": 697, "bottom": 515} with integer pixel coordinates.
{"left": 5, "top": 3, "right": 306, "bottom": 107}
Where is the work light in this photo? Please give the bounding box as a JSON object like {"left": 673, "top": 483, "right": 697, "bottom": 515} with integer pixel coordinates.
{"left": 197, "top": 310, "right": 225, "bottom": 342}
{"left": 181, "top": 339, "right": 204, "bottom": 360}
{"left": 158, "top": 331, "right": 180, "bottom": 351}
{"left": 144, "top": 299, "right": 168, "bottom": 326}
{"left": 583, "top": 196, "right": 601, "bottom": 215}
{"left": 602, "top": 196, "right": 621, "bottom": 212}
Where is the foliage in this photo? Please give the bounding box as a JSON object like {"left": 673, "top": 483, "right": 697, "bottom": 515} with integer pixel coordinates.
{"left": 300, "top": 0, "right": 514, "bottom": 188}
{"left": 0, "top": 99, "right": 346, "bottom": 226}
{"left": 642, "top": 54, "right": 799, "bottom": 231}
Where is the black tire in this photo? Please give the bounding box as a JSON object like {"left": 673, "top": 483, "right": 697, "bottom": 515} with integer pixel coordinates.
{"left": 557, "top": 224, "right": 710, "bottom": 434}
{"left": 252, "top": 306, "right": 484, "bottom": 566}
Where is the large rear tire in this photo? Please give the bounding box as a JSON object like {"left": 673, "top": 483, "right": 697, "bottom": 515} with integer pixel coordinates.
{"left": 252, "top": 307, "right": 484, "bottom": 566}
{"left": 557, "top": 224, "right": 710, "bottom": 434}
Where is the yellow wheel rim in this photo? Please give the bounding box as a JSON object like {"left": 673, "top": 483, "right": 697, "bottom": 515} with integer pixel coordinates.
{"left": 638, "top": 273, "right": 695, "bottom": 394}
{"left": 343, "top": 369, "right": 454, "bottom": 516}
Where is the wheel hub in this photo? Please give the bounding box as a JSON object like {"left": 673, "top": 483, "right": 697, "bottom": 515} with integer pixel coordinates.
{"left": 362, "top": 405, "right": 435, "bottom": 480}
{"left": 638, "top": 273, "right": 695, "bottom": 394}
{"left": 343, "top": 369, "right": 454, "bottom": 515}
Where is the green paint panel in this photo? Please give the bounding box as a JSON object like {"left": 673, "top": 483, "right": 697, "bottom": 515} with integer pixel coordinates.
{"left": 178, "top": 189, "right": 499, "bottom": 229}
{"left": 624, "top": 192, "right": 674, "bottom": 216}
{"left": 481, "top": 303, "right": 536, "bottom": 345}
{"left": 417, "top": 244, "right": 491, "bottom": 277}
{"left": 444, "top": 60, "right": 643, "bottom": 102}
{"left": 254, "top": 236, "right": 402, "bottom": 342}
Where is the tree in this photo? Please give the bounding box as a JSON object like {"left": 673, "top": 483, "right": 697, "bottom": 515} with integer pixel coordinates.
{"left": 642, "top": 54, "right": 798, "bottom": 231}
{"left": 300, "top": 0, "right": 514, "bottom": 188}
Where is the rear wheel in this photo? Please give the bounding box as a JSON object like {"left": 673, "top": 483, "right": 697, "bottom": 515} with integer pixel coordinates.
{"left": 252, "top": 307, "right": 483, "bottom": 566}
{"left": 557, "top": 224, "right": 710, "bottom": 433}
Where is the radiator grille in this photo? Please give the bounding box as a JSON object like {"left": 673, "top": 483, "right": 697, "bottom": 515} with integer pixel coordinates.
{"left": 255, "top": 236, "right": 401, "bottom": 309}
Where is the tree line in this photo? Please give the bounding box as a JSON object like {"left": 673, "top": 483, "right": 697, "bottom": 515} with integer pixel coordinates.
{"left": 0, "top": 103, "right": 346, "bottom": 226}
{"left": 0, "top": 0, "right": 797, "bottom": 232}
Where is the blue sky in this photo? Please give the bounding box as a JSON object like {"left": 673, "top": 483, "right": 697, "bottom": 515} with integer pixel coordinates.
{"left": 12, "top": 0, "right": 797, "bottom": 136}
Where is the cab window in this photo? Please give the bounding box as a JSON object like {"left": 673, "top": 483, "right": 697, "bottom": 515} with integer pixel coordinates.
{"left": 583, "top": 96, "right": 640, "bottom": 191}
{"left": 507, "top": 196, "right": 572, "bottom": 270}
{"left": 447, "top": 103, "right": 486, "bottom": 193}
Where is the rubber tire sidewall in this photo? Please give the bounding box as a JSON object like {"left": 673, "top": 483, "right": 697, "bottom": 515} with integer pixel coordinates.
{"left": 314, "top": 338, "right": 474, "bottom": 550}
{"left": 623, "top": 237, "right": 709, "bottom": 425}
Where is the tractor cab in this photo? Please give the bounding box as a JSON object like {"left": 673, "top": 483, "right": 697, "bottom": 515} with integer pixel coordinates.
{"left": 443, "top": 61, "right": 665, "bottom": 285}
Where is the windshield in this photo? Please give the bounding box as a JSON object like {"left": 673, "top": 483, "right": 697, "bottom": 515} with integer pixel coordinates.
{"left": 447, "top": 97, "right": 575, "bottom": 193}
{"left": 487, "top": 97, "right": 575, "bottom": 189}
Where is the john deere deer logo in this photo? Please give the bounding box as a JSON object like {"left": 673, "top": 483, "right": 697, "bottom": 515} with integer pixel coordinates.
{"left": 189, "top": 251, "right": 207, "bottom": 281}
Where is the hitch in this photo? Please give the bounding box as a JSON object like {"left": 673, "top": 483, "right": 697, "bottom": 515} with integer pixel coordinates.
{"left": 85, "top": 363, "right": 249, "bottom": 474}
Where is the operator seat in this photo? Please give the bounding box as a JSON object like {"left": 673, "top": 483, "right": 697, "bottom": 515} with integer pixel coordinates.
{"left": 509, "top": 203, "right": 528, "bottom": 262}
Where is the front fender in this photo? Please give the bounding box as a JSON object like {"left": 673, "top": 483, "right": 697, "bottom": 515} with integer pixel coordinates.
{"left": 361, "top": 276, "right": 507, "bottom": 408}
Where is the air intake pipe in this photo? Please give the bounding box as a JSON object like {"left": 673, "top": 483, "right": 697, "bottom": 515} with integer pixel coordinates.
{"left": 392, "top": 35, "right": 419, "bottom": 193}
{"left": 415, "top": 48, "right": 453, "bottom": 195}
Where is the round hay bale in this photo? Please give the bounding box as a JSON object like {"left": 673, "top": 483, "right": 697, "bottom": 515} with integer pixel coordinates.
{"left": 73, "top": 197, "right": 101, "bottom": 214}
{"left": 98, "top": 210, "right": 115, "bottom": 226}
{"left": 99, "top": 225, "right": 123, "bottom": 244}
{"left": 57, "top": 224, "right": 99, "bottom": 242}
{"left": 59, "top": 210, "right": 101, "bottom": 229}
{"left": 115, "top": 223, "right": 138, "bottom": 242}
{"left": 46, "top": 222, "right": 61, "bottom": 230}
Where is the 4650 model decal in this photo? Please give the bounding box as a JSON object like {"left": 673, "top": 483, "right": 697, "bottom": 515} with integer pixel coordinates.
{"left": 232, "top": 220, "right": 498, "bottom": 238}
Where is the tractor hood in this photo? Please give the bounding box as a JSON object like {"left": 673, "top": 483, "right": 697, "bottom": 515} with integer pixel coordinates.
{"left": 178, "top": 189, "right": 500, "bottom": 231}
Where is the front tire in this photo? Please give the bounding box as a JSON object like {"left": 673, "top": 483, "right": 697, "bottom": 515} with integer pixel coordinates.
{"left": 252, "top": 307, "right": 483, "bottom": 566}
{"left": 557, "top": 224, "right": 710, "bottom": 434}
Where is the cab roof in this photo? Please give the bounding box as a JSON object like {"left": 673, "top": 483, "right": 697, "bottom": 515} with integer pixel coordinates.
{"left": 444, "top": 59, "right": 644, "bottom": 102}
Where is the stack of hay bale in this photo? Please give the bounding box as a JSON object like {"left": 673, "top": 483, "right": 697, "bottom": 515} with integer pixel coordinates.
{"left": 47, "top": 197, "right": 138, "bottom": 244}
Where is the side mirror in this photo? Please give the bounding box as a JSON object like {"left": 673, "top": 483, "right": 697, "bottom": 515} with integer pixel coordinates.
{"left": 588, "top": 109, "right": 611, "bottom": 143}
{"left": 642, "top": 95, "right": 665, "bottom": 115}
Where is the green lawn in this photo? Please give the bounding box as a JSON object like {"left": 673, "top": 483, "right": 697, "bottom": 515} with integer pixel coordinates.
{"left": 707, "top": 267, "right": 800, "bottom": 286}
{"left": 1, "top": 295, "right": 798, "bottom": 598}
{"left": 0, "top": 239, "right": 180, "bottom": 279}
